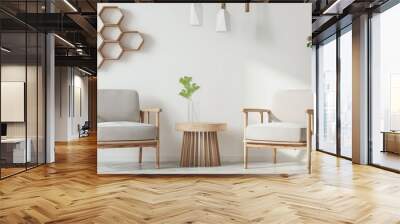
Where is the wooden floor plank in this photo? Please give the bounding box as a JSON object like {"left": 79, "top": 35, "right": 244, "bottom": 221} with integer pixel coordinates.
{"left": 0, "top": 136, "right": 400, "bottom": 223}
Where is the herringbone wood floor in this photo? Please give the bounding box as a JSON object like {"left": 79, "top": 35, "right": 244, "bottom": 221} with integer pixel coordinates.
{"left": 1, "top": 136, "right": 400, "bottom": 224}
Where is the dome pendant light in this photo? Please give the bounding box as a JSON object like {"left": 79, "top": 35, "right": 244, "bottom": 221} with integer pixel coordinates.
{"left": 190, "top": 3, "right": 201, "bottom": 26}
{"left": 216, "top": 3, "right": 228, "bottom": 32}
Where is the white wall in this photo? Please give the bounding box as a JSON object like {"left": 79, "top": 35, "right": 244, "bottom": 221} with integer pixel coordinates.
{"left": 98, "top": 3, "right": 312, "bottom": 162}
{"left": 55, "top": 67, "right": 68, "bottom": 141}
{"left": 55, "top": 67, "right": 89, "bottom": 141}
{"left": 74, "top": 74, "right": 89, "bottom": 131}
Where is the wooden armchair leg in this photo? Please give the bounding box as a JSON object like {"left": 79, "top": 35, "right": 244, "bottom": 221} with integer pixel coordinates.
{"left": 306, "top": 135, "right": 312, "bottom": 174}
{"left": 306, "top": 109, "right": 313, "bottom": 174}
{"left": 307, "top": 146, "right": 311, "bottom": 174}
{"left": 156, "top": 141, "right": 160, "bottom": 169}
{"left": 244, "top": 143, "right": 248, "bottom": 169}
{"left": 139, "top": 147, "right": 143, "bottom": 164}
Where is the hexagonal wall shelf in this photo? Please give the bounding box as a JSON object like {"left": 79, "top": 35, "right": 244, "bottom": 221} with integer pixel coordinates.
{"left": 99, "top": 6, "right": 124, "bottom": 25}
{"left": 97, "top": 35, "right": 104, "bottom": 49}
{"left": 99, "top": 41, "right": 123, "bottom": 60}
{"left": 97, "top": 52, "right": 104, "bottom": 68}
{"left": 100, "top": 25, "right": 123, "bottom": 42}
{"left": 120, "top": 31, "right": 144, "bottom": 51}
{"left": 97, "top": 6, "right": 145, "bottom": 69}
{"left": 97, "top": 15, "right": 104, "bottom": 32}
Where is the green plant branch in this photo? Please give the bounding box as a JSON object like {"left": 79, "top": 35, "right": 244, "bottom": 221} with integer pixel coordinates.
{"left": 179, "top": 76, "right": 200, "bottom": 99}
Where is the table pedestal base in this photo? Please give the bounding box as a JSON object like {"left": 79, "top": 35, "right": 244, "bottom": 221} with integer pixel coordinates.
{"left": 180, "top": 131, "right": 221, "bottom": 167}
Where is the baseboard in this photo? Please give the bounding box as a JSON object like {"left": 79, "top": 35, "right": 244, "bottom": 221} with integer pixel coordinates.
{"left": 97, "top": 148, "right": 308, "bottom": 163}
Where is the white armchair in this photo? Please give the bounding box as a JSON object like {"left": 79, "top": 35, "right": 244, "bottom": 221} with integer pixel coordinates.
{"left": 242, "top": 89, "right": 314, "bottom": 173}
{"left": 97, "top": 89, "right": 161, "bottom": 168}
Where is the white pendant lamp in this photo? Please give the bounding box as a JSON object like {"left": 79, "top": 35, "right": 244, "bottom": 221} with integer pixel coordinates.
{"left": 190, "top": 3, "right": 201, "bottom": 26}
{"left": 216, "top": 3, "right": 228, "bottom": 32}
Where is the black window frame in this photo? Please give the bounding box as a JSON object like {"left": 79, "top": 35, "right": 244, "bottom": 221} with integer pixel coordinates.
{"left": 0, "top": 0, "right": 48, "bottom": 180}
{"left": 315, "top": 23, "right": 353, "bottom": 161}
{"left": 367, "top": 0, "right": 400, "bottom": 173}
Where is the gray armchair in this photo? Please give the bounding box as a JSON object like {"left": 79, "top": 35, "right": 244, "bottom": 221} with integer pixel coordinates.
{"left": 97, "top": 89, "right": 161, "bottom": 168}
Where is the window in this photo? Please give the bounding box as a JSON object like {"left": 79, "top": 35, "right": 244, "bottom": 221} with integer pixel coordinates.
{"left": 339, "top": 28, "right": 352, "bottom": 158}
{"left": 318, "top": 36, "right": 337, "bottom": 154}
{"left": 0, "top": 2, "right": 47, "bottom": 179}
{"left": 370, "top": 2, "right": 400, "bottom": 171}
{"left": 390, "top": 74, "right": 400, "bottom": 130}
{"left": 316, "top": 26, "right": 353, "bottom": 159}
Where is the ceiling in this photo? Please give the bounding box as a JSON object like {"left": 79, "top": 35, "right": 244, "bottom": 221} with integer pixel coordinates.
{"left": 0, "top": 0, "right": 392, "bottom": 75}
{"left": 0, "top": 0, "right": 97, "bottom": 74}
{"left": 98, "top": 0, "right": 390, "bottom": 43}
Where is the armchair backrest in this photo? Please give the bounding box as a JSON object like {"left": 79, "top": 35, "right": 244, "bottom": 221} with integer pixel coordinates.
{"left": 98, "top": 89, "right": 140, "bottom": 122}
{"left": 271, "top": 89, "right": 313, "bottom": 124}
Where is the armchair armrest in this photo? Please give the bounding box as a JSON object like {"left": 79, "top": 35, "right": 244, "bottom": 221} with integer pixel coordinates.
{"left": 241, "top": 108, "right": 271, "bottom": 113}
{"left": 140, "top": 108, "right": 162, "bottom": 125}
{"left": 140, "top": 108, "right": 162, "bottom": 139}
{"left": 305, "top": 109, "right": 314, "bottom": 135}
{"left": 242, "top": 108, "right": 271, "bottom": 127}
{"left": 141, "top": 108, "right": 162, "bottom": 113}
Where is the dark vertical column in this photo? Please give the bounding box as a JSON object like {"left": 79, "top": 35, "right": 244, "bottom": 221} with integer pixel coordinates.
{"left": 336, "top": 30, "right": 341, "bottom": 157}
{"left": 88, "top": 77, "right": 97, "bottom": 133}
{"left": 24, "top": 0, "right": 28, "bottom": 171}
{"left": 36, "top": 0, "right": 39, "bottom": 167}
{"left": 316, "top": 45, "right": 320, "bottom": 150}
{"left": 367, "top": 12, "right": 373, "bottom": 165}
{"left": 44, "top": 0, "right": 48, "bottom": 164}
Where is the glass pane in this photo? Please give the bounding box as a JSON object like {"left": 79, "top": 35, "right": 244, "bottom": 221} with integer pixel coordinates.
{"left": 27, "top": 31, "right": 38, "bottom": 169}
{"left": 0, "top": 0, "right": 46, "bottom": 179}
{"left": 340, "top": 29, "right": 352, "bottom": 158}
{"left": 318, "top": 37, "right": 337, "bottom": 154}
{"left": 390, "top": 75, "right": 400, "bottom": 130}
{"left": 371, "top": 3, "right": 400, "bottom": 171}
{"left": 1, "top": 32, "right": 27, "bottom": 178}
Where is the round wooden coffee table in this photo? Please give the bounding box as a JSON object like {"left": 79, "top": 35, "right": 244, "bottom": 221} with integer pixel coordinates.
{"left": 176, "top": 122, "right": 227, "bottom": 167}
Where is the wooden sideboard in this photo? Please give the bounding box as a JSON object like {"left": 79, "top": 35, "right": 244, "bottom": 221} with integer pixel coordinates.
{"left": 382, "top": 131, "right": 400, "bottom": 154}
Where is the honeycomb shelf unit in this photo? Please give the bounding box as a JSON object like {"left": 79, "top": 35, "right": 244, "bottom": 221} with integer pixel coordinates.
{"left": 99, "top": 6, "right": 124, "bottom": 26}
{"left": 99, "top": 41, "right": 124, "bottom": 60}
{"left": 97, "top": 5, "right": 145, "bottom": 69}
{"left": 99, "top": 25, "right": 123, "bottom": 42}
{"left": 119, "top": 31, "right": 144, "bottom": 51}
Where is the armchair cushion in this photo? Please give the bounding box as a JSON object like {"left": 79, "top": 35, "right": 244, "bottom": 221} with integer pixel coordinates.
{"left": 271, "top": 90, "right": 313, "bottom": 124}
{"left": 245, "top": 122, "right": 306, "bottom": 142}
{"left": 98, "top": 89, "right": 140, "bottom": 122}
{"left": 98, "top": 121, "right": 157, "bottom": 142}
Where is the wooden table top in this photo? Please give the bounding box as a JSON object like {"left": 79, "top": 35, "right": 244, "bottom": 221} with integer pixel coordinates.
{"left": 381, "top": 131, "right": 400, "bottom": 134}
{"left": 176, "top": 122, "right": 227, "bottom": 132}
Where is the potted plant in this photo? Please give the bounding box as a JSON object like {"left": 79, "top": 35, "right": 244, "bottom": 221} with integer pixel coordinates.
{"left": 179, "top": 76, "right": 200, "bottom": 122}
